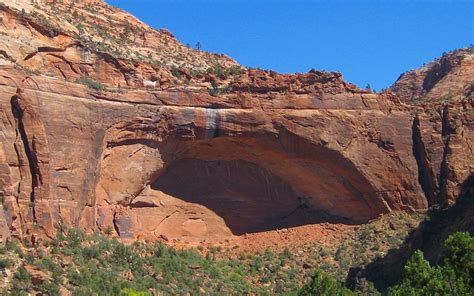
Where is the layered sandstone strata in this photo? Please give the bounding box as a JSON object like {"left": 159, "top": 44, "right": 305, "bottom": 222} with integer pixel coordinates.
{"left": 0, "top": 65, "right": 471, "bottom": 243}
{"left": 0, "top": 0, "right": 472, "bottom": 244}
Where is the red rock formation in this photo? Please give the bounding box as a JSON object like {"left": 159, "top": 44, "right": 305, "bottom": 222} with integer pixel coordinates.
{"left": 0, "top": 64, "right": 469, "bottom": 243}
{"left": 0, "top": 0, "right": 239, "bottom": 89}
{"left": 0, "top": 0, "right": 471, "bottom": 244}
{"left": 389, "top": 48, "right": 474, "bottom": 206}
{"left": 388, "top": 48, "right": 474, "bottom": 103}
{"left": 10, "top": 89, "right": 54, "bottom": 237}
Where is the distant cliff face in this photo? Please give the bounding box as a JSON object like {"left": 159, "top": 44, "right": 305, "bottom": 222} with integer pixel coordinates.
{"left": 388, "top": 48, "right": 474, "bottom": 104}
{"left": 0, "top": 0, "right": 472, "bottom": 244}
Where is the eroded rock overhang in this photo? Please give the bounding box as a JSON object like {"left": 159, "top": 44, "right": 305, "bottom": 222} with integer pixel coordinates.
{"left": 1, "top": 68, "right": 466, "bottom": 241}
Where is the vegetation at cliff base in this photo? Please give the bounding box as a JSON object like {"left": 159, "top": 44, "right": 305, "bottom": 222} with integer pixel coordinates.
{"left": 388, "top": 232, "right": 473, "bottom": 295}
{"left": 0, "top": 224, "right": 471, "bottom": 295}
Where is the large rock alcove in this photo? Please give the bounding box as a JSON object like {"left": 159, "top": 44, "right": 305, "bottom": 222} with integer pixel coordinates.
{"left": 92, "top": 128, "right": 390, "bottom": 241}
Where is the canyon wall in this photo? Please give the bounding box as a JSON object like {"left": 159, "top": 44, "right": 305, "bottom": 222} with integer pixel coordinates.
{"left": 0, "top": 65, "right": 471, "bottom": 243}
{"left": 0, "top": 0, "right": 472, "bottom": 243}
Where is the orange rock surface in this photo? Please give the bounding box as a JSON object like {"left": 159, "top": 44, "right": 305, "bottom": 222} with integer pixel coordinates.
{"left": 389, "top": 48, "right": 474, "bottom": 104}
{"left": 0, "top": 0, "right": 472, "bottom": 246}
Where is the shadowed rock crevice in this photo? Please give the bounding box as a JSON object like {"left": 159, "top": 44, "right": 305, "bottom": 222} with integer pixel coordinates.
{"left": 8, "top": 91, "right": 55, "bottom": 236}
{"left": 412, "top": 115, "right": 439, "bottom": 206}
{"left": 11, "top": 94, "right": 37, "bottom": 223}
{"left": 421, "top": 58, "right": 453, "bottom": 93}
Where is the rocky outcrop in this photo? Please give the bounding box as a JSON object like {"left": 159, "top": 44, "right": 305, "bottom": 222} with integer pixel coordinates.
{"left": 438, "top": 105, "right": 473, "bottom": 205}
{"left": 0, "top": 1, "right": 472, "bottom": 244}
{"left": 389, "top": 47, "right": 474, "bottom": 207}
{"left": 229, "top": 69, "right": 364, "bottom": 95}
{"left": 388, "top": 48, "right": 474, "bottom": 104}
{"left": 0, "top": 0, "right": 240, "bottom": 89}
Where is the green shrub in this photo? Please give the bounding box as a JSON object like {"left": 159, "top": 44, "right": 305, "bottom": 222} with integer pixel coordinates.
{"left": 443, "top": 231, "right": 474, "bottom": 285}
{"left": 299, "top": 270, "right": 354, "bottom": 296}
{"left": 388, "top": 232, "right": 473, "bottom": 295}
{"left": 280, "top": 247, "right": 293, "bottom": 261}
{"left": 170, "top": 66, "right": 182, "bottom": 78}
{"left": 208, "top": 86, "right": 230, "bottom": 96}
{"left": 5, "top": 240, "right": 23, "bottom": 256}
{"left": 38, "top": 281, "right": 61, "bottom": 296}
{"left": 206, "top": 65, "right": 245, "bottom": 78}
{"left": 120, "top": 288, "right": 152, "bottom": 296}
{"left": 468, "top": 45, "right": 474, "bottom": 55}
{"left": 0, "top": 257, "right": 14, "bottom": 269}
{"left": 76, "top": 78, "right": 106, "bottom": 91}
{"left": 14, "top": 266, "right": 31, "bottom": 283}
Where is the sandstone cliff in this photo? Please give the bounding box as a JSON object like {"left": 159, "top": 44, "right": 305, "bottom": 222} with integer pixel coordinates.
{"left": 0, "top": 0, "right": 472, "bottom": 244}
{"left": 388, "top": 48, "right": 474, "bottom": 104}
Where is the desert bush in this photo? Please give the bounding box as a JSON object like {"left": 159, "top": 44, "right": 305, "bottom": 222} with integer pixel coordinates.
{"left": 38, "top": 281, "right": 61, "bottom": 296}
{"left": 299, "top": 270, "right": 354, "bottom": 295}
{"left": 120, "top": 288, "right": 151, "bottom": 296}
{"left": 0, "top": 257, "right": 14, "bottom": 269}
{"left": 170, "top": 66, "right": 182, "bottom": 78}
{"left": 208, "top": 86, "right": 230, "bottom": 96}
{"left": 388, "top": 232, "right": 473, "bottom": 295}
{"left": 76, "top": 78, "right": 106, "bottom": 91}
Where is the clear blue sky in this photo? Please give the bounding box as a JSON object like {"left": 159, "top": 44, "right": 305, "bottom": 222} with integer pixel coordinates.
{"left": 106, "top": 0, "right": 473, "bottom": 90}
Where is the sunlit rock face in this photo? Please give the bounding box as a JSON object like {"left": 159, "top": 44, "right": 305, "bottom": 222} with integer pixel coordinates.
{"left": 1, "top": 63, "right": 472, "bottom": 242}
{"left": 0, "top": 0, "right": 472, "bottom": 243}
{"left": 389, "top": 48, "right": 474, "bottom": 104}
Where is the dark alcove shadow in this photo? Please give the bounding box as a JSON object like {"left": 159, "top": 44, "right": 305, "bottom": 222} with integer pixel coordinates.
{"left": 152, "top": 158, "right": 350, "bottom": 235}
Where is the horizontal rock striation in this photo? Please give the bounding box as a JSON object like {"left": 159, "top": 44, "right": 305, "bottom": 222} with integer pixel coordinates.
{"left": 0, "top": 63, "right": 471, "bottom": 242}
